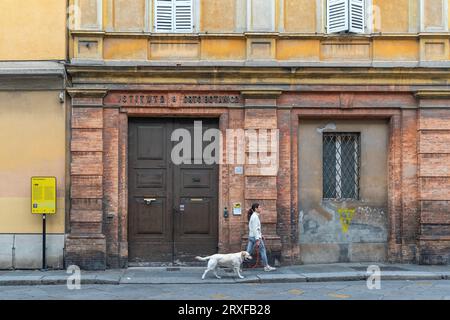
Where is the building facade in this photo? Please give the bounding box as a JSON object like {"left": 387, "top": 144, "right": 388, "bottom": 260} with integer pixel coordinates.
{"left": 65, "top": 0, "right": 450, "bottom": 270}
{"left": 1, "top": 0, "right": 449, "bottom": 270}
{"left": 0, "top": 0, "right": 67, "bottom": 269}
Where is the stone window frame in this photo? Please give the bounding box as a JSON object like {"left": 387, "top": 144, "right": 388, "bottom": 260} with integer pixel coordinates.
{"left": 246, "top": 0, "right": 277, "bottom": 32}
{"left": 74, "top": 0, "right": 103, "bottom": 30}
{"left": 153, "top": 0, "right": 200, "bottom": 33}
{"left": 420, "top": 0, "right": 449, "bottom": 32}
{"left": 114, "top": 0, "right": 152, "bottom": 32}
{"left": 322, "top": 132, "right": 361, "bottom": 200}
{"left": 321, "top": 0, "right": 373, "bottom": 34}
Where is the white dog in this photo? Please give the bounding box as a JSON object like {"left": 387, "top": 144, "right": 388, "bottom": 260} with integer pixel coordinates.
{"left": 195, "top": 251, "right": 252, "bottom": 280}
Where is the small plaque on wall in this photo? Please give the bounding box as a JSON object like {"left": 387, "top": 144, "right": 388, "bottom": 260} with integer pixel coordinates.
{"left": 233, "top": 203, "right": 242, "bottom": 216}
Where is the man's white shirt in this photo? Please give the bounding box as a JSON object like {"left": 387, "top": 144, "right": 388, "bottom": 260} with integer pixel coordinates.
{"left": 249, "top": 212, "right": 262, "bottom": 240}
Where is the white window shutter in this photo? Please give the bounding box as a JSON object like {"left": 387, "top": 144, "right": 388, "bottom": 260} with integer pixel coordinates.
{"left": 349, "top": 0, "right": 365, "bottom": 33}
{"left": 155, "top": 0, "right": 173, "bottom": 32}
{"left": 327, "top": 0, "right": 349, "bottom": 33}
{"left": 174, "top": 0, "right": 193, "bottom": 32}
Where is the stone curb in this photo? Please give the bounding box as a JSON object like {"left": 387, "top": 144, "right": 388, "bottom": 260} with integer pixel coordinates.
{"left": 0, "top": 278, "right": 120, "bottom": 286}
{"left": 0, "top": 272, "right": 449, "bottom": 286}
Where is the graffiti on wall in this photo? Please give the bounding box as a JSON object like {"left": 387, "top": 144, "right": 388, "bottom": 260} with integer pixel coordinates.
{"left": 338, "top": 208, "right": 356, "bottom": 234}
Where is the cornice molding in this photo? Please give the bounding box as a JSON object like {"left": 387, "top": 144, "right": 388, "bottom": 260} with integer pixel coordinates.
{"left": 415, "top": 90, "right": 450, "bottom": 99}
{"left": 69, "top": 30, "right": 450, "bottom": 41}
{"left": 241, "top": 90, "right": 282, "bottom": 99}
{"left": 67, "top": 88, "right": 108, "bottom": 99}
{"left": 66, "top": 65, "right": 450, "bottom": 88}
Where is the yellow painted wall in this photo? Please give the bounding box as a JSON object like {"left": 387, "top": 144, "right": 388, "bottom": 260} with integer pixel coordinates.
{"left": 277, "top": 39, "right": 320, "bottom": 60}
{"left": 104, "top": 38, "right": 148, "bottom": 60}
{"left": 373, "top": 39, "right": 420, "bottom": 61}
{"left": 201, "top": 39, "right": 246, "bottom": 60}
{"left": 0, "top": 91, "right": 66, "bottom": 233}
{"left": 69, "top": 0, "right": 447, "bottom": 63}
{"left": 0, "top": 0, "right": 66, "bottom": 60}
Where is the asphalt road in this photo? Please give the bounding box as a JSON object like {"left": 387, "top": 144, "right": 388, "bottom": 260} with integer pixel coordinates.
{"left": 1, "top": 280, "right": 450, "bottom": 300}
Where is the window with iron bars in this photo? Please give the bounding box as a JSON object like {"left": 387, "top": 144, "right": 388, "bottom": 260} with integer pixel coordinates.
{"left": 323, "top": 133, "right": 361, "bottom": 200}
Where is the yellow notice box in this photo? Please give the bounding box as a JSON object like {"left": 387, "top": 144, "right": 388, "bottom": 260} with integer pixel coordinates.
{"left": 31, "top": 177, "right": 56, "bottom": 214}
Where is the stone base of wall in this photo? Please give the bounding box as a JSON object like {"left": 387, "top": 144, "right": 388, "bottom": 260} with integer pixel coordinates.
{"left": 299, "top": 243, "right": 387, "bottom": 264}
{"left": 65, "top": 235, "right": 107, "bottom": 270}
{"left": 419, "top": 240, "right": 450, "bottom": 265}
{"left": 0, "top": 234, "right": 64, "bottom": 270}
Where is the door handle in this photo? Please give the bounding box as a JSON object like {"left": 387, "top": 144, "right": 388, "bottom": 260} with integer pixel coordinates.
{"left": 174, "top": 204, "right": 185, "bottom": 214}
{"left": 144, "top": 198, "right": 156, "bottom": 205}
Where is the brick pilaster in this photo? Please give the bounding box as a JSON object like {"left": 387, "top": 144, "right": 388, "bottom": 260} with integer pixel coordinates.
{"left": 66, "top": 89, "right": 108, "bottom": 270}
{"left": 226, "top": 109, "right": 245, "bottom": 252}
{"left": 416, "top": 91, "right": 450, "bottom": 265}
{"left": 241, "top": 91, "right": 282, "bottom": 263}
{"left": 277, "top": 108, "right": 294, "bottom": 263}
{"left": 103, "top": 107, "right": 121, "bottom": 268}
{"left": 400, "top": 108, "right": 419, "bottom": 262}
{"left": 218, "top": 113, "right": 231, "bottom": 253}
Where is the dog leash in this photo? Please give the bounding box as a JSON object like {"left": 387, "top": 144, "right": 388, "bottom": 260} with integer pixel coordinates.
{"left": 251, "top": 242, "right": 262, "bottom": 269}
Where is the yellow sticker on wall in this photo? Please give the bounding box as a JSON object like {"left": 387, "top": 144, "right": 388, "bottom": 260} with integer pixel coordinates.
{"left": 338, "top": 209, "right": 355, "bottom": 234}
{"left": 233, "top": 203, "right": 242, "bottom": 216}
{"left": 31, "top": 177, "right": 56, "bottom": 214}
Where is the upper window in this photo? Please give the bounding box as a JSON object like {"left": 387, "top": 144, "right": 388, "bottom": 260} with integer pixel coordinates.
{"left": 247, "top": 0, "right": 276, "bottom": 32}
{"left": 421, "top": 0, "right": 449, "bottom": 32}
{"left": 326, "top": 0, "right": 366, "bottom": 34}
{"left": 323, "top": 133, "right": 361, "bottom": 200}
{"left": 74, "top": 0, "right": 103, "bottom": 30}
{"left": 114, "top": 0, "right": 147, "bottom": 32}
{"left": 154, "top": 0, "right": 193, "bottom": 32}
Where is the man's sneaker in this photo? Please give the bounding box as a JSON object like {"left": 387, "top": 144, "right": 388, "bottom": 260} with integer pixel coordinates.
{"left": 264, "top": 266, "right": 276, "bottom": 272}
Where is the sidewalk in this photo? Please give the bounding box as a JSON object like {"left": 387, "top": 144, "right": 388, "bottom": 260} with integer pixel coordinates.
{"left": 1, "top": 263, "right": 450, "bottom": 286}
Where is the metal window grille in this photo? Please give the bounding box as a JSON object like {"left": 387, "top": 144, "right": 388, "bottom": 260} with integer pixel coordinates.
{"left": 323, "top": 133, "right": 361, "bottom": 200}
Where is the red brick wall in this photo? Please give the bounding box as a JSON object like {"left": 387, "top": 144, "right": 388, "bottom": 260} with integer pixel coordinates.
{"left": 66, "top": 93, "right": 107, "bottom": 270}
{"left": 66, "top": 89, "right": 450, "bottom": 269}
{"left": 418, "top": 107, "right": 450, "bottom": 264}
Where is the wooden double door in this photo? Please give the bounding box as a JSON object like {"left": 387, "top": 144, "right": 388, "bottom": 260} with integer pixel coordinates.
{"left": 128, "top": 118, "right": 219, "bottom": 263}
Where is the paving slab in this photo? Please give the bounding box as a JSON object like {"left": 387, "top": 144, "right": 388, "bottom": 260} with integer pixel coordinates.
{"left": 121, "top": 267, "right": 235, "bottom": 284}
{"left": 0, "top": 275, "right": 44, "bottom": 286}
{"left": 302, "top": 272, "right": 366, "bottom": 282}
{"left": 1, "top": 263, "right": 450, "bottom": 286}
{"left": 94, "top": 270, "right": 124, "bottom": 284}
{"left": 256, "top": 273, "right": 307, "bottom": 283}
{"left": 120, "top": 276, "right": 236, "bottom": 284}
{"left": 40, "top": 275, "right": 69, "bottom": 285}
{"left": 285, "top": 265, "right": 357, "bottom": 274}
{"left": 399, "top": 265, "right": 450, "bottom": 272}
{"left": 378, "top": 271, "right": 443, "bottom": 281}
{"left": 437, "top": 272, "right": 450, "bottom": 280}
{"left": 234, "top": 275, "right": 261, "bottom": 284}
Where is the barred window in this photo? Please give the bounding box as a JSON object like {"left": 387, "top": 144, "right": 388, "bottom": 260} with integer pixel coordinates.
{"left": 323, "top": 133, "right": 360, "bottom": 200}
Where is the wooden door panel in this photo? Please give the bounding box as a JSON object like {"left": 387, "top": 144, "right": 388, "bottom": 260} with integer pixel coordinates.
{"left": 129, "top": 118, "right": 218, "bottom": 264}
{"left": 137, "top": 125, "right": 166, "bottom": 160}
{"left": 179, "top": 168, "right": 216, "bottom": 197}
{"left": 128, "top": 119, "right": 173, "bottom": 262}
{"left": 133, "top": 169, "right": 167, "bottom": 196}
{"left": 173, "top": 119, "right": 219, "bottom": 262}
{"left": 135, "top": 198, "right": 166, "bottom": 235}
{"left": 180, "top": 198, "right": 212, "bottom": 235}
